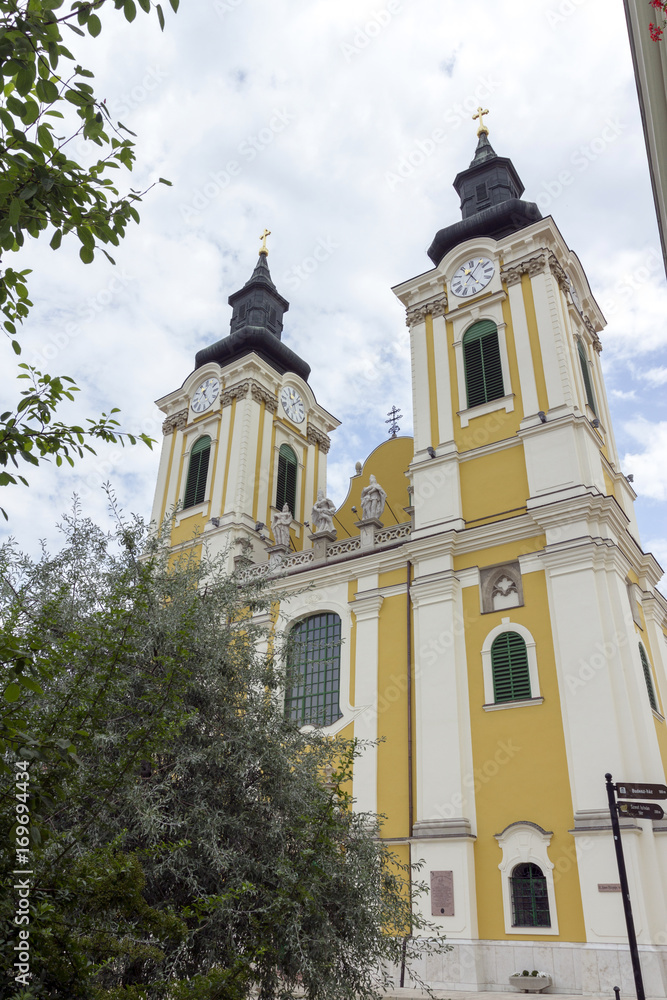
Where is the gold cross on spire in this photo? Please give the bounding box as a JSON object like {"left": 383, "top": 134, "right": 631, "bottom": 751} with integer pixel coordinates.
{"left": 473, "top": 106, "right": 490, "bottom": 136}
{"left": 259, "top": 228, "right": 271, "bottom": 256}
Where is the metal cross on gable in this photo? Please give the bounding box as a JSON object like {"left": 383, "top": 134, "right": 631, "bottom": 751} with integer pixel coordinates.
{"left": 385, "top": 405, "right": 403, "bottom": 438}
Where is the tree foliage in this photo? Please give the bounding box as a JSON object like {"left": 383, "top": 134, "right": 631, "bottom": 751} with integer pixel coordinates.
{"left": 0, "top": 503, "right": 446, "bottom": 999}
{"left": 0, "top": 0, "right": 176, "bottom": 515}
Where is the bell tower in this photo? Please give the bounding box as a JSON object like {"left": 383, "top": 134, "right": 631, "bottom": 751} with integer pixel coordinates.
{"left": 150, "top": 237, "right": 339, "bottom": 567}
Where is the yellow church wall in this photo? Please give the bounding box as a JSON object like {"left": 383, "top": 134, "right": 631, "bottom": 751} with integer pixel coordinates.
{"left": 462, "top": 572, "right": 586, "bottom": 943}
{"left": 519, "top": 274, "right": 549, "bottom": 415}
{"left": 335, "top": 437, "right": 413, "bottom": 538}
{"left": 377, "top": 589, "right": 410, "bottom": 841}
{"left": 459, "top": 445, "right": 530, "bottom": 526}
{"left": 425, "top": 313, "right": 440, "bottom": 448}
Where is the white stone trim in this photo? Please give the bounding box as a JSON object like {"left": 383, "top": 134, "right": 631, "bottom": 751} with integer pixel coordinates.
{"left": 480, "top": 618, "right": 541, "bottom": 706}
{"left": 496, "top": 822, "right": 560, "bottom": 936}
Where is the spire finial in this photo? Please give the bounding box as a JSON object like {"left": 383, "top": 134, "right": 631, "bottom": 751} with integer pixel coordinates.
{"left": 259, "top": 228, "right": 271, "bottom": 256}
{"left": 385, "top": 405, "right": 403, "bottom": 439}
{"left": 472, "top": 106, "right": 490, "bottom": 136}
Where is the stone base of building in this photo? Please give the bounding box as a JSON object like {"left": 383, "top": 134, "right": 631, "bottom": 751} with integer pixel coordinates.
{"left": 394, "top": 939, "right": 667, "bottom": 996}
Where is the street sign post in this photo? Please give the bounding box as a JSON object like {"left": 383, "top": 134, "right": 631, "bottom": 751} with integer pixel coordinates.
{"left": 618, "top": 802, "right": 665, "bottom": 821}
{"left": 605, "top": 773, "right": 646, "bottom": 1000}
{"left": 615, "top": 782, "right": 667, "bottom": 800}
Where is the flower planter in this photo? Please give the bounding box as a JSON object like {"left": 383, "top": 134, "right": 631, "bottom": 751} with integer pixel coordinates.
{"left": 509, "top": 975, "right": 552, "bottom": 993}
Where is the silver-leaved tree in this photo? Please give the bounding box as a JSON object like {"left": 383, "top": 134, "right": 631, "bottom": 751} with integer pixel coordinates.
{"left": 0, "top": 501, "right": 448, "bottom": 999}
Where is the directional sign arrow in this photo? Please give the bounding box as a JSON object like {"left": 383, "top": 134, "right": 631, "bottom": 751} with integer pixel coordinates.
{"left": 615, "top": 782, "right": 667, "bottom": 801}
{"left": 618, "top": 802, "right": 665, "bottom": 820}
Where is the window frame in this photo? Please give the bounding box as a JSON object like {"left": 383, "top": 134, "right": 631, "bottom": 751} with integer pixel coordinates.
{"left": 276, "top": 443, "right": 298, "bottom": 517}
{"left": 462, "top": 319, "right": 506, "bottom": 409}
{"left": 452, "top": 313, "right": 514, "bottom": 427}
{"left": 510, "top": 862, "right": 552, "bottom": 929}
{"left": 182, "top": 435, "right": 211, "bottom": 510}
{"left": 481, "top": 619, "right": 542, "bottom": 709}
{"left": 491, "top": 631, "right": 532, "bottom": 703}
{"left": 576, "top": 335, "right": 598, "bottom": 416}
{"left": 639, "top": 642, "right": 660, "bottom": 714}
{"left": 496, "top": 821, "right": 559, "bottom": 936}
{"left": 284, "top": 612, "right": 343, "bottom": 729}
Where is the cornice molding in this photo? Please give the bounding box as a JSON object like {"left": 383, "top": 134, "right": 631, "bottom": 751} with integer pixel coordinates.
{"left": 307, "top": 424, "right": 331, "bottom": 454}
{"left": 251, "top": 382, "right": 278, "bottom": 412}
{"left": 221, "top": 380, "right": 250, "bottom": 406}
{"left": 162, "top": 408, "right": 188, "bottom": 435}
{"left": 406, "top": 294, "right": 448, "bottom": 327}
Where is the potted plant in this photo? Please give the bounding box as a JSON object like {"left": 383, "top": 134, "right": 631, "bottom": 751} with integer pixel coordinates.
{"left": 509, "top": 970, "right": 552, "bottom": 993}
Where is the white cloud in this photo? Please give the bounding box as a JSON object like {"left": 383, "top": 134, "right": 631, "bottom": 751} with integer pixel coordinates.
{"left": 643, "top": 366, "right": 667, "bottom": 386}
{"left": 623, "top": 420, "right": 667, "bottom": 501}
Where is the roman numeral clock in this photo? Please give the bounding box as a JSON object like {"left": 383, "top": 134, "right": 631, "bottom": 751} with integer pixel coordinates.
{"left": 450, "top": 256, "right": 495, "bottom": 298}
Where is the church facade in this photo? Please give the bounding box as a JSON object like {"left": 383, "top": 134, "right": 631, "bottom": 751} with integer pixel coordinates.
{"left": 150, "top": 128, "right": 667, "bottom": 996}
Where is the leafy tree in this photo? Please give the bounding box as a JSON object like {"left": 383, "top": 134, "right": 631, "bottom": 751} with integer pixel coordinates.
{"left": 0, "top": 0, "right": 177, "bottom": 516}
{"left": 0, "top": 502, "right": 446, "bottom": 999}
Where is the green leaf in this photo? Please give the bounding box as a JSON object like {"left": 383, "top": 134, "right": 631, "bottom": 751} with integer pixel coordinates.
{"left": 8, "top": 198, "right": 20, "bottom": 226}
{"left": 124, "top": 0, "right": 137, "bottom": 21}
{"left": 79, "top": 245, "right": 94, "bottom": 264}
{"left": 158, "top": 177, "right": 172, "bottom": 185}
{"left": 169, "top": 0, "right": 179, "bottom": 10}
{"left": 12, "top": 340, "right": 21, "bottom": 355}
{"left": 3, "top": 683, "right": 21, "bottom": 703}
{"left": 156, "top": 2, "right": 165, "bottom": 29}
{"left": 138, "top": 0, "right": 150, "bottom": 9}
{"left": 50, "top": 229, "right": 62, "bottom": 250}
{"left": 66, "top": 22, "right": 86, "bottom": 36}
{"left": 87, "top": 14, "right": 102, "bottom": 36}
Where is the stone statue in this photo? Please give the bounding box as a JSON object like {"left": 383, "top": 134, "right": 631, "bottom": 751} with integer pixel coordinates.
{"left": 360, "top": 475, "right": 387, "bottom": 520}
{"left": 311, "top": 488, "right": 336, "bottom": 533}
{"left": 272, "top": 503, "right": 292, "bottom": 547}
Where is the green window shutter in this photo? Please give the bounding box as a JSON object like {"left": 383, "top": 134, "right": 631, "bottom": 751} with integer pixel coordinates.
{"left": 510, "top": 863, "right": 551, "bottom": 927}
{"left": 491, "top": 631, "right": 531, "bottom": 703}
{"left": 639, "top": 643, "right": 658, "bottom": 712}
{"left": 183, "top": 436, "right": 211, "bottom": 509}
{"left": 463, "top": 320, "right": 504, "bottom": 408}
{"left": 276, "top": 444, "right": 298, "bottom": 515}
{"left": 577, "top": 338, "right": 597, "bottom": 415}
{"left": 285, "top": 613, "right": 343, "bottom": 727}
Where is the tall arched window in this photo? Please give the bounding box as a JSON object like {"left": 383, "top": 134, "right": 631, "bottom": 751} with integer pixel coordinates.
{"left": 285, "top": 613, "right": 342, "bottom": 728}
{"left": 576, "top": 337, "right": 597, "bottom": 415}
{"left": 491, "top": 631, "right": 531, "bottom": 703}
{"left": 462, "top": 320, "right": 504, "bottom": 408}
{"left": 639, "top": 642, "right": 659, "bottom": 712}
{"left": 510, "top": 862, "right": 551, "bottom": 927}
{"left": 183, "top": 436, "right": 211, "bottom": 509}
{"left": 276, "top": 444, "right": 298, "bottom": 515}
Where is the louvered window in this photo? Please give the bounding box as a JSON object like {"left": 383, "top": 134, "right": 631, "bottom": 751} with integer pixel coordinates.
{"left": 276, "top": 444, "right": 298, "bottom": 516}
{"left": 491, "top": 631, "right": 531, "bottom": 703}
{"left": 576, "top": 337, "right": 597, "bottom": 415}
{"left": 183, "top": 436, "right": 211, "bottom": 509}
{"left": 510, "top": 863, "right": 551, "bottom": 927}
{"left": 462, "top": 320, "right": 505, "bottom": 408}
{"left": 285, "top": 613, "right": 342, "bottom": 728}
{"left": 639, "top": 643, "right": 658, "bottom": 712}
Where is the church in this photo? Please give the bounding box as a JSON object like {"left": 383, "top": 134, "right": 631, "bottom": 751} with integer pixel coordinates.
{"left": 149, "top": 116, "right": 667, "bottom": 996}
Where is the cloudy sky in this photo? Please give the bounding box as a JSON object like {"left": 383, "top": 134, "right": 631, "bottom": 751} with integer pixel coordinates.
{"left": 2, "top": 0, "right": 667, "bottom": 574}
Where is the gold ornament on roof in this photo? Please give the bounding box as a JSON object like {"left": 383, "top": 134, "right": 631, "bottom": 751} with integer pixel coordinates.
{"left": 259, "top": 228, "right": 271, "bottom": 256}
{"left": 473, "top": 106, "right": 490, "bottom": 136}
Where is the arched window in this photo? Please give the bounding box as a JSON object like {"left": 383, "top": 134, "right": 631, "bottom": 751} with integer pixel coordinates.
{"left": 491, "top": 631, "right": 531, "bottom": 703}
{"left": 576, "top": 337, "right": 597, "bottom": 415}
{"left": 639, "top": 642, "right": 658, "bottom": 712}
{"left": 183, "top": 436, "right": 211, "bottom": 509}
{"left": 276, "top": 444, "right": 298, "bottom": 516}
{"left": 462, "top": 320, "right": 504, "bottom": 409}
{"left": 285, "top": 613, "right": 342, "bottom": 728}
{"left": 510, "top": 862, "right": 551, "bottom": 927}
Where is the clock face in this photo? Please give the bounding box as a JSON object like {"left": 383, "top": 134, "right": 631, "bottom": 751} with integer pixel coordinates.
{"left": 451, "top": 256, "right": 495, "bottom": 298}
{"left": 191, "top": 377, "right": 220, "bottom": 414}
{"left": 280, "top": 386, "right": 305, "bottom": 423}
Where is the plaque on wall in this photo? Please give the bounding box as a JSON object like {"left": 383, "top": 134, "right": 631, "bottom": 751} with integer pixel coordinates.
{"left": 598, "top": 883, "right": 622, "bottom": 893}
{"left": 430, "top": 870, "right": 454, "bottom": 916}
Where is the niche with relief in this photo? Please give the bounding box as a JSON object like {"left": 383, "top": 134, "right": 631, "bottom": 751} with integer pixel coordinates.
{"left": 480, "top": 561, "right": 524, "bottom": 614}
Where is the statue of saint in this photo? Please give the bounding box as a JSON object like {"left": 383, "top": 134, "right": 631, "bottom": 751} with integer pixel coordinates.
{"left": 311, "top": 489, "right": 336, "bottom": 533}
{"left": 272, "top": 503, "right": 292, "bottom": 547}
{"left": 360, "top": 475, "right": 387, "bottom": 520}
